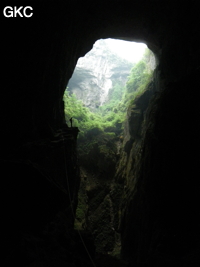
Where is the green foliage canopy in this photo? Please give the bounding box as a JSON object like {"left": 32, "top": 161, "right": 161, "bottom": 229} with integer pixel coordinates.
{"left": 63, "top": 48, "right": 154, "bottom": 139}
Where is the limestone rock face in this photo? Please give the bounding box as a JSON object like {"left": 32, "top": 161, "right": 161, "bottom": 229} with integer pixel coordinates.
{"left": 118, "top": 70, "right": 200, "bottom": 266}
{"left": 76, "top": 131, "right": 122, "bottom": 255}
{"left": 67, "top": 39, "right": 132, "bottom": 110}
{"left": 115, "top": 81, "right": 155, "bottom": 191}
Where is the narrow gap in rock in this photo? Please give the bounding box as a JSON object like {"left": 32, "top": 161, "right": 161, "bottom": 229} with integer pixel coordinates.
{"left": 63, "top": 38, "right": 156, "bottom": 265}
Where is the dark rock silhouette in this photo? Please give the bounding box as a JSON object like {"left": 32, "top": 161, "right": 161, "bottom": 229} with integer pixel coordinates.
{"left": 1, "top": 1, "right": 200, "bottom": 266}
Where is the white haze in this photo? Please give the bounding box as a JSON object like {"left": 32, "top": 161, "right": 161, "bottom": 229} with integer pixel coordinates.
{"left": 100, "top": 38, "right": 147, "bottom": 63}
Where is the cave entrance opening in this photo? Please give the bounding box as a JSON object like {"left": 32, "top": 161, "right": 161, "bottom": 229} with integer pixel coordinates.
{"left": 63, "top": 38, "right": 156, "bottom": 257}
{"left": 63, "top": 38, "right": 155, "bottom": 141}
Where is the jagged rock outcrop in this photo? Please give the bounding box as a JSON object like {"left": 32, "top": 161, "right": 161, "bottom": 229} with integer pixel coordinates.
{"left": 76, "top": 131, "right": 122, "bottom": 255}
{"left": 67, "top": 39, "right": 132, "bottom": 110}
{"left": 116, "top": 81, "right": 155, "bottom": 181}
{"left": 118, "top": 69, "right": 200, "bottom": 266}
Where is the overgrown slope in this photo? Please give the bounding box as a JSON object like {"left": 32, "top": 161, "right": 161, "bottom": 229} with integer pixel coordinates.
{"left": 63, "top": 48, "right": 155, "bottom": 255}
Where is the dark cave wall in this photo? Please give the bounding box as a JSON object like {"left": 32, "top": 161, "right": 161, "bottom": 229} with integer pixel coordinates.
{"left": 2, "top": 1, "right": 199, "bottom": 149}
{"left": 2, "top": 3, "right": 85, "bottom": 145}
{"left": 119, "top": 69, "right": 200, "bottom": 266}
{"left": 1, "top": 1, "right": 200, "bottom": 266}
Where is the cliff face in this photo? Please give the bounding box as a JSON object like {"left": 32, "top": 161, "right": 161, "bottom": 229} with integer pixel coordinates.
{"left": 115, "top": 50, "right": 200, "bottom": 265}
{"left": 115, "top": 81, "right": 155, "bottom": 185}
{"left": 73, "top": 49, "right": 156, "bottom": 256}
{"left": 67, "top": 39, "right": 132, "bottom": 110}
{"left": 76, "top": 131, "right": 123, "bottom": 255}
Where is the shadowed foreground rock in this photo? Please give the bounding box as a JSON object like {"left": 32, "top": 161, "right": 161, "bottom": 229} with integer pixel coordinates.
{"left": 1, "top": 1, "right": 200, "bottom": 266}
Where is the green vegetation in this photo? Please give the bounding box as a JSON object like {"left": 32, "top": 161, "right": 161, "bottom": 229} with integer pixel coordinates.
{"left": 65, "top": 48, "right": 154, "bottom": 251}
{"left": 63, "top": 48, "right": 153, "bottom": 139}
{"left": 63, "top": 88, "right": 124, "bottom": 139}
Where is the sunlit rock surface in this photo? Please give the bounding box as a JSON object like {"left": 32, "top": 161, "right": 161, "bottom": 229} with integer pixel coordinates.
{"left": 68, "top": 39, "right": 132, "bottom": 110}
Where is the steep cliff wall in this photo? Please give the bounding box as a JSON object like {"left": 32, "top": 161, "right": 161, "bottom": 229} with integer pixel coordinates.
{"left": 117, "top": 59, "right": 200, "bottom": 266}
{"left": 74, "top": 123, "right": 122, "bottom": 254}
{"left": 67, "top": 39, "right": 132, "bottom": 110}
{"left": 72, "top": 47, "right": 155, "bottom": 256}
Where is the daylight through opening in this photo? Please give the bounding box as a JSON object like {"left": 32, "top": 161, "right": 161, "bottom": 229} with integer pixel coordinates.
{"left": 64, "top": 39, "right": 155, "bottom": 136}
{"left": 63, "top": 38, "right": 155, "bottom": 256}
